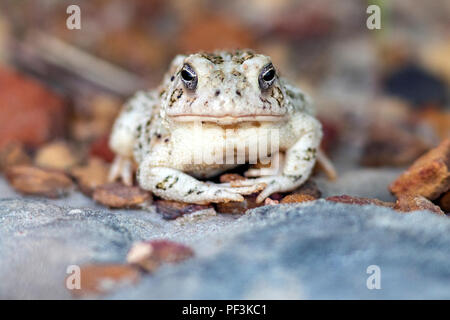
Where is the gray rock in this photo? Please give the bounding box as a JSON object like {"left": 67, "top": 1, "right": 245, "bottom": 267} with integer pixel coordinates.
{"left": 0, "top": 196, "right": 449, "bottom": 299}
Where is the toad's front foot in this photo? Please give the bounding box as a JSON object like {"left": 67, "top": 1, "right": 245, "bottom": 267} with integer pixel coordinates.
{"left": 230, "top": 174, "right": 306, "bottom": 203}
{"left": 108, "top": 155, "right": 134, "bottom": 186}
{"left": 137, "top": 165, "right": 266, "bottom": 204}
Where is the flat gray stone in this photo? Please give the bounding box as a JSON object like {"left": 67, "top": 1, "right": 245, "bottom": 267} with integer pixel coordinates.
{"left": 0, "top": 196, "right": 449, "bottom": 299}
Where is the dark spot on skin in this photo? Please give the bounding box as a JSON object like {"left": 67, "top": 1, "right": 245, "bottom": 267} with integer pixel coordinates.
{"left": 156, "top": 134, "right": 162, "bottom": 139}
{"left": 287, "top": 174, "right": 302, "bottom": 182}
{"left": 271, "top": 86, "right": 284, "bottom": 107}
{"left": 164, "top": 138, "right": 169, "bottom": 143}
{"left": 260, "top": 96, "right": 271, "bottom": 109}
{"left": 303, "top": 147, "right": 317, "bottom": 161}
{"left": 170, "top": 75, "right": 175, "bottom": 81}
{"left": 236, "top": 90, "right": 241, "bottom": 96}
{"left": 156, "top": 175, "right": 172, "bottom": 190}
{"left": 215, "top": 90, "right": 221, "bottom": 96}
{"left": 169, "top": 88, "right": 183, "bottom": 107}
{"left": 231, "top": 70, "right": 241, "bottom": 77}
{"left": 168, "top": 177, "right": 179, "bottom": 189}
{"left": 232, "top": 51, "right": 255, "bottom": 64}
{"left": 201, "top": 53, "right": 224, "bottom": 64}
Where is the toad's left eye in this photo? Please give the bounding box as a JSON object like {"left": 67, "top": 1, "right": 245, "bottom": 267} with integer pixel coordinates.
{"left": 258, "top": 63, "right": 276, "bottom": 90}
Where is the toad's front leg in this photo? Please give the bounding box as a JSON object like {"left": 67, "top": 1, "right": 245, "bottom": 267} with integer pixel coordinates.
{"left": 232, "top": 115, "right": 322, "bottom": 203}
{"left": 137, "top": 161, "right": 266, "bottom": 204}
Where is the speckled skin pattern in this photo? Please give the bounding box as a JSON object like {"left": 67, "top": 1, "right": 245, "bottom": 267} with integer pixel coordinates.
{"left": 109, "top": 50, "right": 322, "bottom": 204}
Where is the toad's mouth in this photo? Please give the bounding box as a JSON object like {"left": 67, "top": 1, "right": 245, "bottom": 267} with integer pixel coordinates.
{"left": 169, "top": 114, "right": 286, "bottom": 124}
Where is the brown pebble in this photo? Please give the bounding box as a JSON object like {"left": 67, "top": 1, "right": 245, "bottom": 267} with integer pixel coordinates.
{"left": 219, "top": 173, "right": 245, "bottom": 183}
{"left": 215, "top": 194, "right": 263, "bottom": 214}
{"left": 126, "top": 240, "right": 194, "bottom": 273}
{"left": 155, "top": 199, "right": 212, "bottom": 220}
{"left": 70, "top": 158, "right": 109, "bottom": 196}
{"left": 389, "top": 138, "right": 450, "bottom": 200}
{"left": 0, "top": 142, "right": 31, "bottom": 171}
{"left": 326, "top": 195, "right": 395, "bottom": 208}
{"left": 360, "top": 122, "right": 430, "bottom": 167}
{"left": 438, "top": 191, "right": 450, "bottom": 213}
{"left": 281, "top": 194, "right": 317, "bottom": 204}
{"left": 93, "top": 182, "right": 151, "bottom": 208}
{"left": 0, "top": 67, "right": 67, "bottom": 150}
{"left": 293, "top": 180, "right": 322, "bottom": 198}
{"left": 35, "top": 141, "right": 79, "bottom": 171}
{"left": 394, "top": 194, "right": 445, "bottom": 215}
{"left": 69, "top": 264, "right": 140, "bottom": 297}
{"left": 6, "top": 165, "right": 73, "bottom": 198}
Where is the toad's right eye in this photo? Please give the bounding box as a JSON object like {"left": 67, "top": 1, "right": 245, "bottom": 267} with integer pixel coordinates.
{"left": 180, "top": 64, "right": 198, "bottom": 90}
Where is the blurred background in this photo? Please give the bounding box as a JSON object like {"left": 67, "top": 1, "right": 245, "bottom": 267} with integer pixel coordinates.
{"left": 0, "top": 0, "right": 449, "bottom": 171}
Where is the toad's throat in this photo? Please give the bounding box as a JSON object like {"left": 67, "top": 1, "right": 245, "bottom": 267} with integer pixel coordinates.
{"left": 169, "top": 114, "right": 286, "bottom": 124}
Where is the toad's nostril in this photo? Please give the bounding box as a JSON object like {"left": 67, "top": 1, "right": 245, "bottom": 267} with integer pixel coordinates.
{"left": 236, "top": 90, "right": 241, "bottom": 97}
{"left": 215, "top": 89, "right": 221, "bottom": 96}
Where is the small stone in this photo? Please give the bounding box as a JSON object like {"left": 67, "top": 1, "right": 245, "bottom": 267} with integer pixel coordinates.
{"left": 0, "top": 67, "right": 67, "bottom": 149}
{"left": 360, "top": 122, "right": 430, "bottom": 167}
{"left": 264, "top": 198, "right": 279, "bottom": 205}
{"left": 215, "top": 194, "right": 264, "bottom": 214}
{"left": 293, "top": 179, "right": 322, "bottom": 198}
{"left": 70, "top": 264, "right": 140, "bottom": 297}
{"left": 155, "top": 199, "right": 213, "bottom": 220}
{"left": 281, "top": 194, "right": 317, "bottom": 204}
{"left": 93, "top": 182, "right": 151, "bottom": 208}
{"left": 126, "top": 240, "right": 194, "bottom": 273}
{"left": 35, "top": 141, "right": 79, "bottom": 171}
{"left": 219, "top": 173, "right": 245, "bottom": 183}
{"left": 394, "top": 194, "right": 445, "bottom": 215}
{"left": 438, "top": 191, "right": 450, "bottom": 213}
{"left": 326, "top": 195, "right": 395, "bottom": 208}
{"left": 70, "top": 158, "right": 109, "bottom": 196}
{"left": 5, "top": 165, "right": 73, "bottom": 198}
{"left": 0, "top": 142, "right": 31, "bottom": 171}
{"left": 89, "top": 135, "right": 115, "bottom": 163}
{"left": 389, "top": 139, "right": 450, "bottom": 200}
